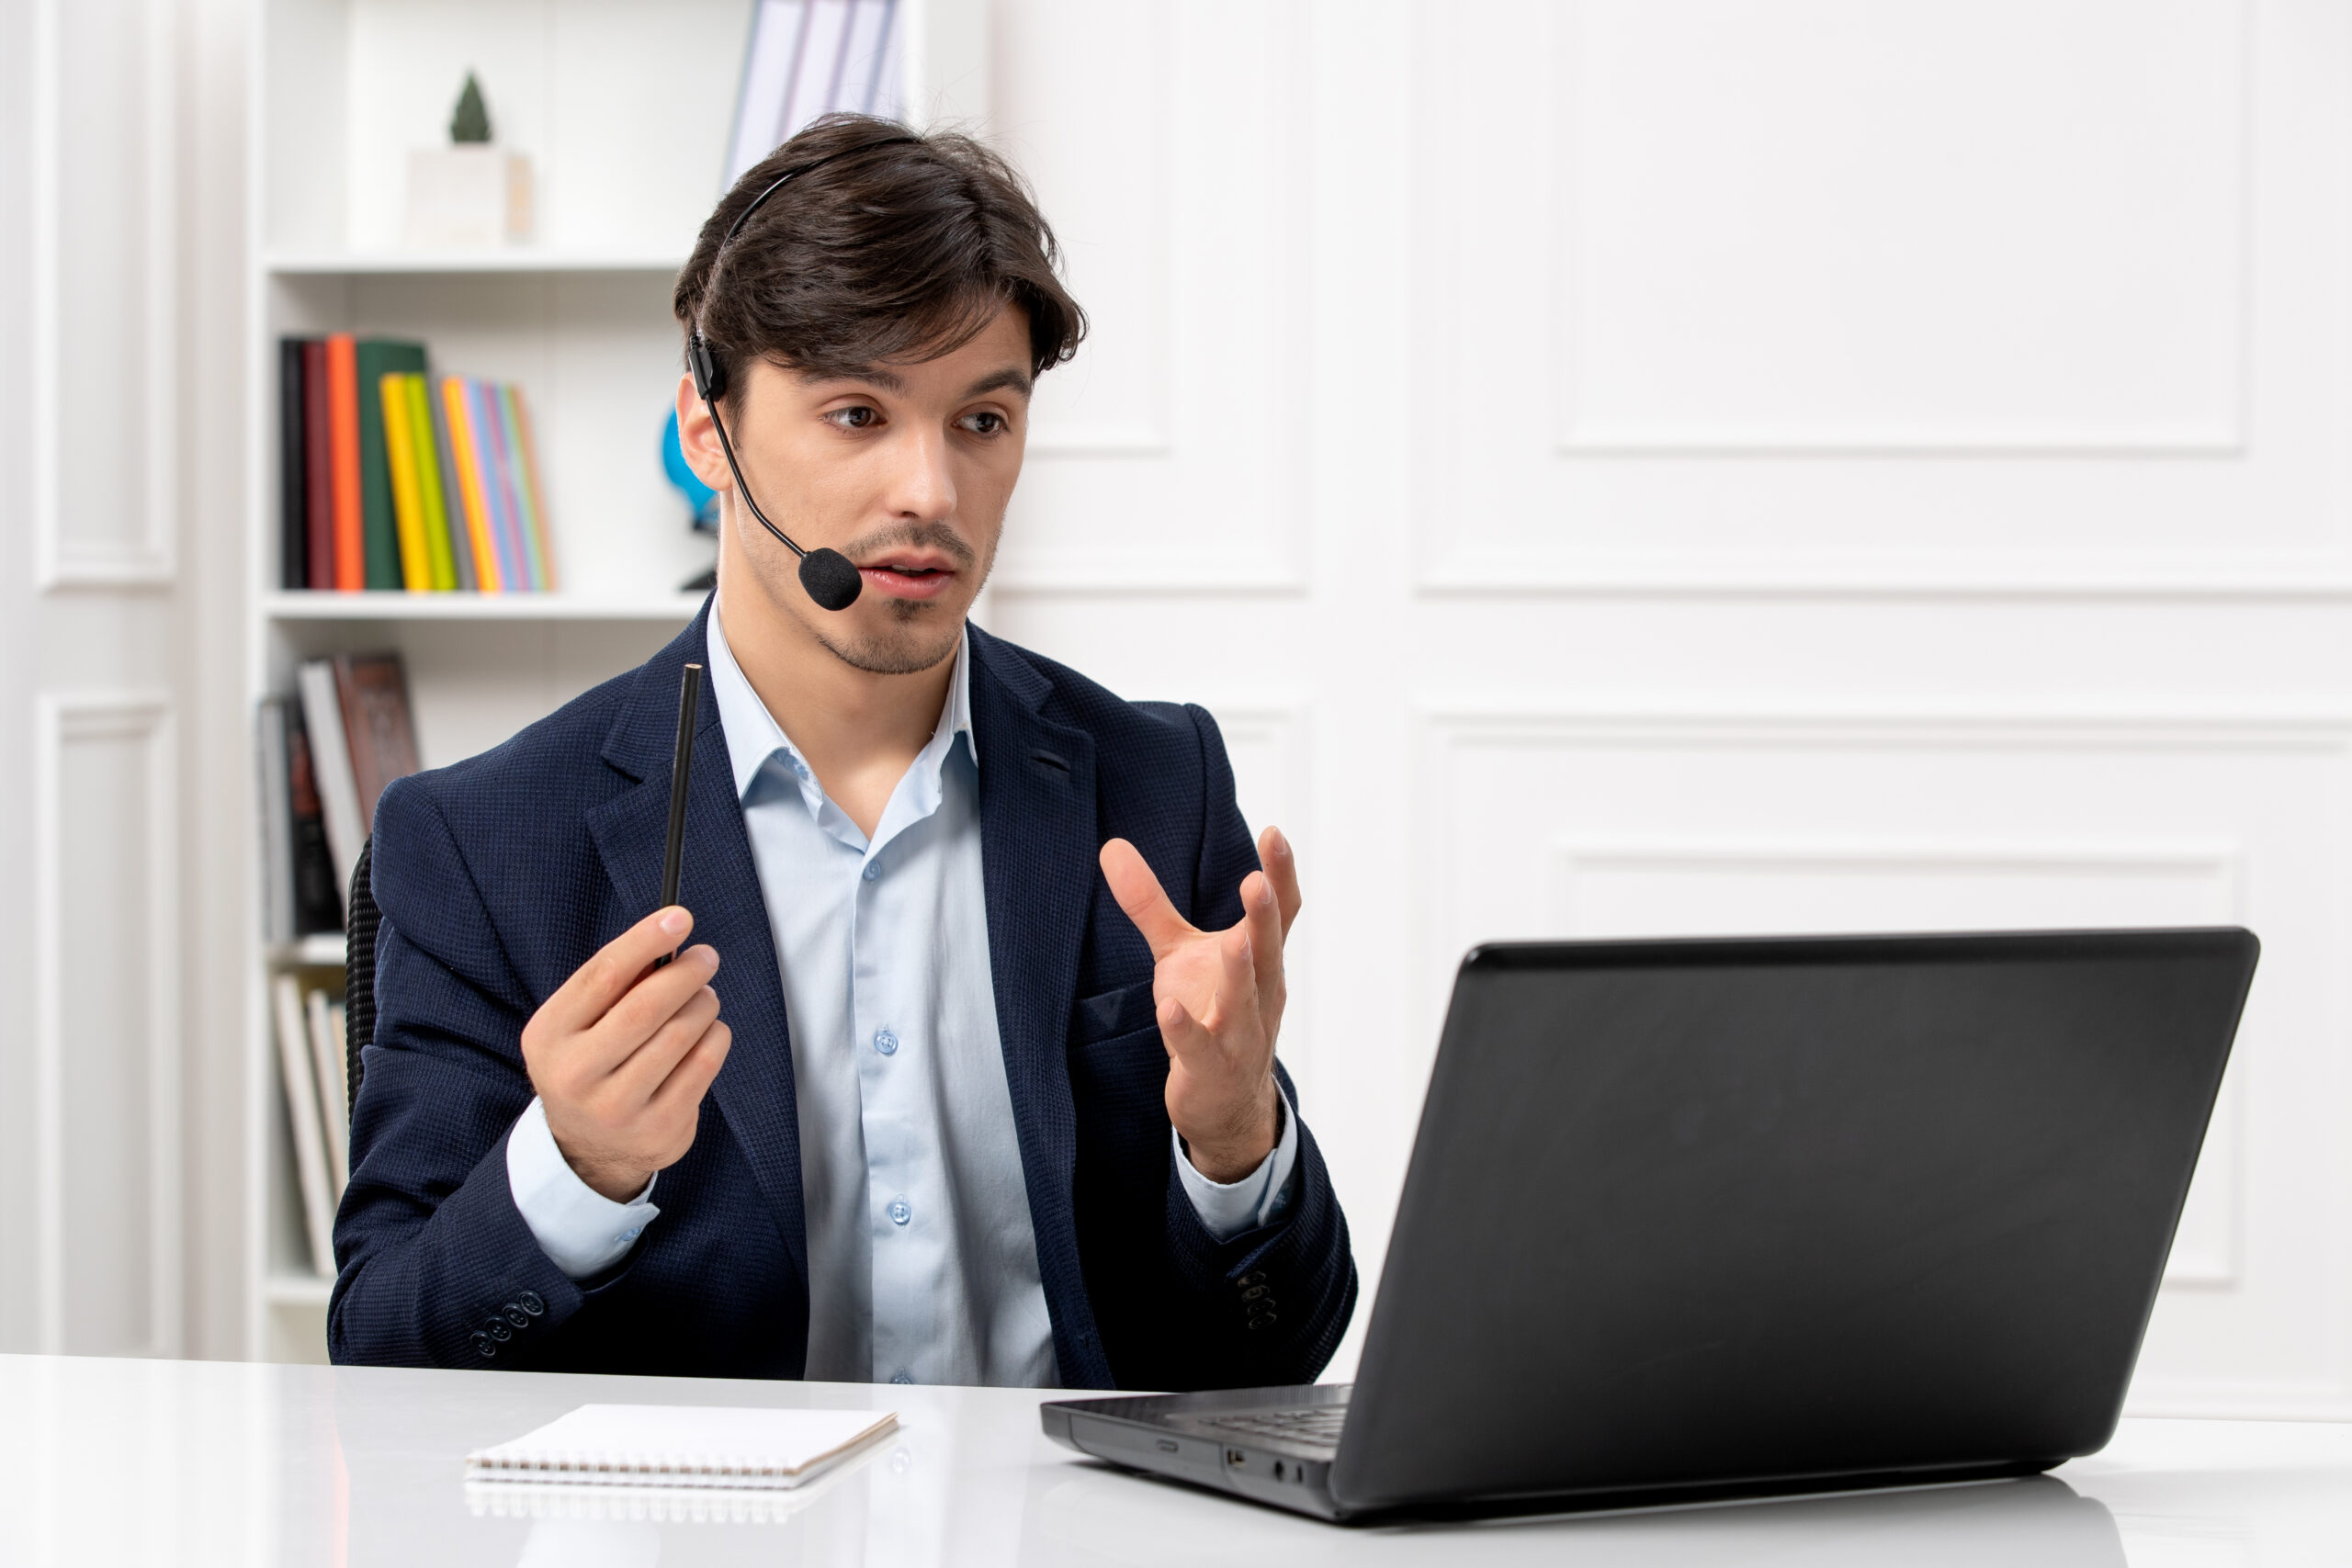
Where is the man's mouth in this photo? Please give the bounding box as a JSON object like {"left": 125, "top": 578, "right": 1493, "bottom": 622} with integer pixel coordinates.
{"left": 857, "top": 556, "right": 958, "bottom": 600}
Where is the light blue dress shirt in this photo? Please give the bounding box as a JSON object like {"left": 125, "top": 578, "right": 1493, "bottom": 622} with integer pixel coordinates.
{"left": 504, "top": 602, "right": 1296, "bottom": 1385}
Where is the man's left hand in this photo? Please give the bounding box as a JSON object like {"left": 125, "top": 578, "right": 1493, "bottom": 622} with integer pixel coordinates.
{"left": 1099, "top": 826, "right": 1302, "bottom": 1183}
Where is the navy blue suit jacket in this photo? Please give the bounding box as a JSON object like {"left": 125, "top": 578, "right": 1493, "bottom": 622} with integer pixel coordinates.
{"left": 328, "top": 607, "right": 1356, "bottom": 1389}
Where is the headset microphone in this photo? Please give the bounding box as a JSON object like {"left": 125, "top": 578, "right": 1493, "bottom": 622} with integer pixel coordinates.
{"left": 689, "top": 135, "right": 920, "bottom": 614}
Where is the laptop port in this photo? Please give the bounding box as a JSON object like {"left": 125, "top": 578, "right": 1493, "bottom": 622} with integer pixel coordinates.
{"left": 1227, "top": 1449, "right": 1246, "bottom": 1467}
{"left": 1272, "top": 1461, "right": 1286, "bottom": 1481}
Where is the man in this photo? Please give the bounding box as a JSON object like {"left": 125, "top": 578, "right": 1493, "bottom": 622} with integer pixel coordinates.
{"left": 330, "top": 116, "right": 1356, "bottom": 1391}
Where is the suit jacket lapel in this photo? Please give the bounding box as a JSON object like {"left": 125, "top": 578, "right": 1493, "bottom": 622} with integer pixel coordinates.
{"left": 585, "top": 609, "right": 809, "bottom": 1293}
{"left": 969, "top": 626, "right": 1109, "bottom": 1386}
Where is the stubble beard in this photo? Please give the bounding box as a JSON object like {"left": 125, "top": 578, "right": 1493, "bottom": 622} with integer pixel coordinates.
{"left": 797, "top": 518, "right": 993, "bottom": 677}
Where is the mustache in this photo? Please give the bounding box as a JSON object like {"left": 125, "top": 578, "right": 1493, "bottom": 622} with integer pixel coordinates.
{"left": 842, "top": 520, "right": 977, "bottom": 570}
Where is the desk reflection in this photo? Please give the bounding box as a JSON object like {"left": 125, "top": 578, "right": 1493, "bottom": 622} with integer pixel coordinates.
{"left": 433, "top": 1461, "right": 2129, "bottom": 1568}
{"left": 1016, "top": 1466, "right": 2126, "bottom": 1568}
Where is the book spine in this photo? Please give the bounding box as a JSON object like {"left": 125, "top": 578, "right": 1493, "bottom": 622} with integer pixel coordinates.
{"left": 302, "top": 339, "right": 334, "bottom": 592}
{"left": 443, "top": 377, "right": 503, "bottom": 592}
{"left": 501, "top": 384, "right": 558, "bottom": 592}
{"left": 425, "top": 376, "right": 476, "bottom": 592}
{"left": 278, "top": 339, "right": 309, "bottom": 591}
{"left": 256, "top": 698, "right": 296, "bottom": 945}
{"left": 272, "top": 974, "right": 340, "bottom": 1280}
{"left": 334, "top": 651, "right": 419, "bottom": 834}
{"left": 470, "top": 379, "right": 527, "bottom": 592}
{"left": 305, "top": 987, "right": 350, "bottom": 1200}
{"left": 284, "top": 702, "right": 345, "bottom": 935}
{"left": 355, "top": 343, "right": 406, "bottom": 590}
{"left": 326, "top": 334, "right": 363, "bottom": 592}
{"left": 483, "top": 384, "right": 539, "bottom": 590}
{"left": 298, "top": 659, "right": 365, "bottom": 914}
{"left": 381, "top": 373, "right": 432, "bottom": 592}
{"left": 408, "top": 376, "right": 458, "bottom": 592}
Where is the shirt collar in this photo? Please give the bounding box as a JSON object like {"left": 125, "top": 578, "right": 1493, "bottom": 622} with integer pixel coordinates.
{"left": 704, "top": 594, "right": 976, "bottom": 813}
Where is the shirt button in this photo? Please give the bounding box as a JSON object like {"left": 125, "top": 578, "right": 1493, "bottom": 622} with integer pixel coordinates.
{"left": 889, "top": 1371, "right": 914, "bottom": 1385}
{"left": 874, "top": 1028, "right": 899, "bottom": 1056}
{"left": 862, "top": 863, "right": 880, "bottom": 882}
{"left": 622, "top": 1228, "right": 642, "bottom": 1241}
{"left": 888, "top": 1197, "right": 912, "bottom": 1226}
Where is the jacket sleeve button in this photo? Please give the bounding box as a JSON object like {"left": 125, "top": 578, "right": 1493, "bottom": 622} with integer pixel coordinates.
{"left": 470, "top": 1333, "right": 496, "bottom": 1359}
{"left": 516, "top": 1291, "right": 545, "bottom": 1315}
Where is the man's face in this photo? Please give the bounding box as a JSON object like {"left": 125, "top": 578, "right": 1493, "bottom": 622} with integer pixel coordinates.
{"left": 678, "top": 306, "right": 1034, "bottom": 676}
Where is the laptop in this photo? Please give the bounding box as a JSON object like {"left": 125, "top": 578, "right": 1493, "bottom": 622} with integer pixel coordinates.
{"left": 1042, "top": 928, "right": 2258, "bottom": 1523}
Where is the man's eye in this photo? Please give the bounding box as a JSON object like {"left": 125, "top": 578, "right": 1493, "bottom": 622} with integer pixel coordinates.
{"left": 827, "top": 406, "right": 880, "bottom": 430}
{"left": 958, "top": 412, "right": 1006, "bottom": 436}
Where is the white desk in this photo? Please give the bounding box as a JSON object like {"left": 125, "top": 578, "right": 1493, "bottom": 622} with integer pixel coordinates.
{"left": 4, "top": 1353, "right": 2347, "bottom": 1565}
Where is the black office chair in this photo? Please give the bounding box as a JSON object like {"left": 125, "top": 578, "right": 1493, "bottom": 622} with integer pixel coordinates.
{"left": 343, "top": 837, "right": 379, "bottom": 1120}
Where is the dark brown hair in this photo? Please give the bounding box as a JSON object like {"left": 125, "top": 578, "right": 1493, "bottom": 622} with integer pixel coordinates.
{"left": 673, "top": 115, "right": 1086, "bottom": 399}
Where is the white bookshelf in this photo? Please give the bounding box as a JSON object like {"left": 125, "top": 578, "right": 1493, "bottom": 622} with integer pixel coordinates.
{"left": 263, "top": 591, "right": 709, "bottom": 623}
{"left": 242, "top": 0, "right": 989, "bottom": 1363}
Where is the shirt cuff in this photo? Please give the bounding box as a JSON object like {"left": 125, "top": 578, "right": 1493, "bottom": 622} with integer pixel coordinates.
{"left": 505, "top": 1097, "right": 661, "bottom": 1280}
{"left": 1173, "top": 1083, "right": 1300, "bottom": 1244}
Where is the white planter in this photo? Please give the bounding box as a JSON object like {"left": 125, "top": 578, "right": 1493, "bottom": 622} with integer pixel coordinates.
{"left": 403, "top": 147, "right": 534, "bottom": 248}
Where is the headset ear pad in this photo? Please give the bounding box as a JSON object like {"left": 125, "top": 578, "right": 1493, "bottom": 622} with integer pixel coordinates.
{"left": 689, "top": 334, "right": 729, "bottom": 402}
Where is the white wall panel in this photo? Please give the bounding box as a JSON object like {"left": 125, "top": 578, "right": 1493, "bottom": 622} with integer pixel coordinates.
{"left": 32, "top": 0, "right": 175, "bottom": 586}
{"left": 1410, "top": 0, "right": 2352, "bottom": 592}
{"left": 1559, "top": 1, "right": 2244, "bottom": 453}
{"left": 34, "top": 696, "right": 181, "bottom": 1359}
{"left": 989, "top": 0, "right": 1311, "bottom": 590}
{"left": 1421, "top": 705, "right": 2350, "bottom": 1412}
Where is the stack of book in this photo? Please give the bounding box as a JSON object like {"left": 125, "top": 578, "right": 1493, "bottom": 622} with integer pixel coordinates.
{"left": 273, "top": 973, "right": 350, "bottom": 1279}
{"left": 255, "top": 651, "right": 419, "bottom": 942}
{"left": 278, "top": 335, "right": 557, "bottom": 593}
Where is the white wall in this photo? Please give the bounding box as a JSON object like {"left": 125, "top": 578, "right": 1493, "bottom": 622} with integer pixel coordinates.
{"left": 986, "top": 0, "right": 2352, "bottom": 1415}
{"left": 11, "top": 0, "right": 2348, "bottom": 1411}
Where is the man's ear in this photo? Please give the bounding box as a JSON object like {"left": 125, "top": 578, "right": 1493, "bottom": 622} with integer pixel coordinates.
{"left": 673, "top": 371, "right": 736, "bottom": 494}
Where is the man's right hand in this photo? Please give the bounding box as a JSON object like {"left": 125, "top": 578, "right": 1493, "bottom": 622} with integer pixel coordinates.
{"left": 520, "top": 907, "right": 733, "bottom": 1201}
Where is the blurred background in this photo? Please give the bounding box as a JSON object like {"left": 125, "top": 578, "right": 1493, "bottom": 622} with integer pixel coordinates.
{"left": 1, "top": 0, "right": 2345, "bottom": 1417}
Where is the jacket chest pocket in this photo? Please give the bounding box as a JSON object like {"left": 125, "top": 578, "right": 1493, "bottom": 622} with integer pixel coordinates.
{"left": 1070, "top": 977, "right": 1158, "bottom": 1049}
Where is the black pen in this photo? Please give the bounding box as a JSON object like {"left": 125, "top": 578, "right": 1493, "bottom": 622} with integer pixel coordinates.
{"left": 652, "top": 662, "right": 701, "bottom": 968}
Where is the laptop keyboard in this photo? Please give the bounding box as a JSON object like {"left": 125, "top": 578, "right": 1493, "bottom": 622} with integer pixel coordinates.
{"left": 1193, "top": 1406, "right": 1348, "bottom": 1455}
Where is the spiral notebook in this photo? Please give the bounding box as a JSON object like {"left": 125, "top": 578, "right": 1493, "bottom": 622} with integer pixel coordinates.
{"left": 466, "top": 1404, "right": 898, "bottom": 1490}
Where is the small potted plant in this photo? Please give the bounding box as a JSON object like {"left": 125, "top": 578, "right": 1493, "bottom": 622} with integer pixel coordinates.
{"left": 403, "top": 72, "right": 534, "bottom": 248}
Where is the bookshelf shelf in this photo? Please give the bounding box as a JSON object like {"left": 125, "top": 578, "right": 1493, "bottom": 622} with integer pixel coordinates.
{"left": 264, "top": 1273, "right": 334, "bottom": 1309}
{"left": 265, "top": 248, "right": 689, "bottom": 277}
{"left": 264, "top": 592, "right": 706, "bottom": 624}
{"left": 266, "top": 934, "right": 348, "bottom": 967}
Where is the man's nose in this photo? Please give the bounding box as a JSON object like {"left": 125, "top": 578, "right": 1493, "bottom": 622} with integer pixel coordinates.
{"left": 886, "top": 426, "right": 957, "bottom": 521}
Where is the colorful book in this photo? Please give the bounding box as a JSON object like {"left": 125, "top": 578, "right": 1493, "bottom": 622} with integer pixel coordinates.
{"left": 481, "top": 381, "right": 537, "bottom": 590}
{"left": 326, "top": 334, "right": 363, "bottom": 592}
{"left": 302, "top": 339, "right": 333, "bottom": 591}
{"left": 404, "top": 375, "right": 459, "bottom": 591}
{"left": 441, "top": 376, "right": 503, "bottom": 591}
{"left": 355, "top": 339, "right": 428, "bottom": 590}
{"left": 500, "top": 383, "right": 556, "bottom": 590}
{"left": 469, "top": 378, "right": 528, "bottom": 592}
{"left": 422, "top": 376, "right": 474, "bottom": 591}
{"left": 379, "top": 372, "right": 432, "bottom": 591}
{"left": 278, "top": 339, "right": 308, "bottom": 591}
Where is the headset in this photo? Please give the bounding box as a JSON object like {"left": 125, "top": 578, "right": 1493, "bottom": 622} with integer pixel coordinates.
{"left": 687, "top": 135, "right": 919, "bottom": 611}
